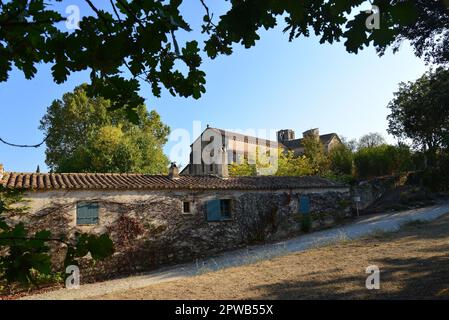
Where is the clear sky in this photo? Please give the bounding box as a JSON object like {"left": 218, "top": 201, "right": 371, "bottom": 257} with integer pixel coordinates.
{"left": 0, "top": 1, "right": 429, "bottom": 172}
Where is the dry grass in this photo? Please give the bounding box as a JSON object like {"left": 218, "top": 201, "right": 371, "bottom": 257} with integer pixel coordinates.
{"left": 94, "top": 214, "right": 449, "bottom": 300}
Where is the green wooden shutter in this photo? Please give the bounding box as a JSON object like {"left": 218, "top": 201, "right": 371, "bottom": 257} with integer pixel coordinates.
{"left": 206, "top": 200, "right": 221, "bottom": 221}
{"left": 76, "top": 202, "right": 99, "bottom": 225}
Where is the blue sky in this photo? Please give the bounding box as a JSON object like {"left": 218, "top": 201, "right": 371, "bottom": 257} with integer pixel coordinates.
{"left": 0, "top": 1, "right": 429, "bottom": 172}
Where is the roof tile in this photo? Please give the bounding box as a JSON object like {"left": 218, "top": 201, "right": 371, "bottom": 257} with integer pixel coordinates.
{"left": 0, "top": 172, "right": 346, "bottom": 191}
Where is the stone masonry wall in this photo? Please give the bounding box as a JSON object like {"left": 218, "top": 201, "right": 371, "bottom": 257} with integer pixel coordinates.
{"left": 9, "top": 187, "right": 349, "bottom": 281}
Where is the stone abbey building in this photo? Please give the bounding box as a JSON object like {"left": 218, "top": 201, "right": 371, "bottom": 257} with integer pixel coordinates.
{"left": 181, "top": 126, "right": 342, "bottom": 176}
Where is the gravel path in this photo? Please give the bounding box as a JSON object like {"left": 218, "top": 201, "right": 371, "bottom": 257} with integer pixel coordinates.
{"left": 23, "top": 203, "right": 449, "bottom": 300}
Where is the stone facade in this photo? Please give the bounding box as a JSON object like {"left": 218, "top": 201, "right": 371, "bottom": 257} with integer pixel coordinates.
{"left": 351, "top": 175, "right": 407, "bottom": 211}
{"left": 182, "top": 127, "right": 342, "bottom": 176}
{"left": 9, "top": 186, "right": 350, "bottom": 281}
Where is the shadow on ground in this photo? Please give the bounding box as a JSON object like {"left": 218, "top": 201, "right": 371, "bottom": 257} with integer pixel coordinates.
{"left": 252, "top": 216, "right": 449, "bottom": 299}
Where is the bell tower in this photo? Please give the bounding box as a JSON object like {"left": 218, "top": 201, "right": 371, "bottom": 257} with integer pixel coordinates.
{"left": 277, "top": 129, "right": 295, "bottom": 142}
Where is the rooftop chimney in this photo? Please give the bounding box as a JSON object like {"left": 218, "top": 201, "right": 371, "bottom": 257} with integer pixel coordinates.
{"left": 168, "top": 162, "right": 180, "bottom": 179}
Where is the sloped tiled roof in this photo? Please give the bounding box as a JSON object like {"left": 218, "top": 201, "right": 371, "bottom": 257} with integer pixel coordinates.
{"left": 0, "top": 172, "right": 346, "bottom": 191}
{"left": 208, "top": 128, "right": 281, "bottom": 147}
{"left": 190, "top": 127, "right": 281, "bottom": 148}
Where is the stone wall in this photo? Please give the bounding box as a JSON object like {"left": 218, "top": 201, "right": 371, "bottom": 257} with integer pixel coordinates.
{"left": 9, "top": 187, "right": 350, "bottom": 281}
{"left": 351, "top": 175, "right": 407, "bottom": 211}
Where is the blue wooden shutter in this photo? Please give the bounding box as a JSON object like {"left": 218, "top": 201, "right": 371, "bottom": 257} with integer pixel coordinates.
{"left": 206, "top": 200, "right": 221, "bottom": 221}
{"left": 299, "top": 196, "right": 310, "bottom": 215}
{"left": 76, "top": 202, "right": 99, "bottom": 225}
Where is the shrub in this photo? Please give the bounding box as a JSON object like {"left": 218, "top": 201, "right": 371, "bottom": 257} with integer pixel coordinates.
{"left": 299, "top": 214, "right": 312, "bottom": 233}
{"left": 354, "top": 144, "right": 413, "bottom": 179}
{"left": 329, "top": 144, "right": 354, "bottom": 175}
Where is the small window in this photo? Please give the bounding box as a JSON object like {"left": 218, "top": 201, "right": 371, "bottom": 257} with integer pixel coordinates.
{"left": 206, "top": 199, "right": 232, "bottom": 221}
{"left": 76, "top": 202, "right": 99, "bottom": 225}
{"left": 183, "top": 201, "right": 191, "bottom": 214}
{"left": 210, "top": 164, "right": 214, "bottom": 172}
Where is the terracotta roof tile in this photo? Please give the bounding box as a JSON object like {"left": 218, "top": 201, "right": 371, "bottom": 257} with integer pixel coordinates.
{"left": 0, "top": 172, "right": 346, "bottom": 191}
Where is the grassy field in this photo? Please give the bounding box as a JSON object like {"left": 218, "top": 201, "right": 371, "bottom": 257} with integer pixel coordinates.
{"left": 94, "top": 214, "right": 449, "bottom": 300}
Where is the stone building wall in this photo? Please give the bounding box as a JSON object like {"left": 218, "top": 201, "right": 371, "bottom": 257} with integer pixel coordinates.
{"left": 351, "top": 175, "right": 406, "bottom": 211}
{"left": 9, "top": 187, "right": 350, "bottom": 280}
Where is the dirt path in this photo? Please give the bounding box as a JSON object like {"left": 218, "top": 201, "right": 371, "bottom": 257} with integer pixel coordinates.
{"left": 23, "top": 203, "right": 449, "bottom": 300}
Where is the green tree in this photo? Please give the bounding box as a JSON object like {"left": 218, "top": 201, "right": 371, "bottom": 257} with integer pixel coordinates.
{"left": 358, "top": 132, "right": 386, "bottom": 149}
{"left": 228, "top": 157, "right": 257, "bottom": 177}
{"left": 387, "top": 67, "right": 449, "bottom": 166}
{"left": 39, "top": 85, "right": 170, "bottom": 173}
{"left": 0, "top": 1, "right": 443, "bottom": 121}
{"left": 302, "top": 135, "right": 330, "bottom": 175}
{"left": 229, "top": 149, "right": 314, "bottom": 177}
{"left": 276, "top": 151, "right": 314, "bottom": 177}
{"left": 383, "top": 0, "right": 449, "bottom": 66}
{"left": 354, "top": 144, "right": 412, "bottom": 179}
{"left": 329, "top": 142, "right": 354, "bottom": 176}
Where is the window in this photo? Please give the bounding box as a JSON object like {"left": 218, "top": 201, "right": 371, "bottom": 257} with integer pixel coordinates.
{"left": 210, "top": 164, "right": 214, "bottom": 172}
{"left": 76, "top": 202, "right": 99, "bottom": 225}
{"left": 183, "top": 201, "right": 191, "bottom": 214}
{"left": 206, "top": 199, "right": 232, "bottom": 221}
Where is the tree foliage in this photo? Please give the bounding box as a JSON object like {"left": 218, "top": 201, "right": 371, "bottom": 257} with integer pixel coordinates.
{"left": 384, "top": 0, "right": 449, "bottom": 65}
{"left": 354, "top": 144, "right": 413, "bottom": 179}
{"left": 387, "top": 67, "right": 449, "bottom": 163}
{"left": 0, "top": 0, "right": 443, "bottom": 117}
{"left": 387, "top": 67, "right": 449, "bottom": 191}
{"left": 228, "top": 156, "right": 257, "bottom": 177}
{"left": 358, "top": 132, "right": 386, "bottom": 149}
{"left": 329, "top": 142, "right": 354, "bottom": 176}
{"left": 0, "top": 187, "right": 113, "bottom": 287}
{"left": 229, "top": 149, "right": 314, "bottom": 177}
{"left": 302, "top": 135, "right": 330, "bottom": 175}
{"left": 39, "top": 85, "right": 170, "bottom": 173}
{"left": 276, "top": 151, "right": 315, "bottom": 177}
{"left": 228, "top": 135, "right": 415, "bottom": 182}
